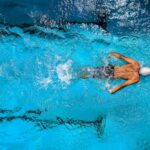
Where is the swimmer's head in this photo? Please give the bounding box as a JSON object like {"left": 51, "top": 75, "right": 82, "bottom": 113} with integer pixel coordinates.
{"left": 140, "top": 67, "right": 150, "bottom": 76}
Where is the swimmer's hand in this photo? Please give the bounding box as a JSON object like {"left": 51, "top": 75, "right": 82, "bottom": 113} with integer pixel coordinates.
{"left": 109, "top": 52, "right": 121, "bottom": 58}
{"left": 108, "top": 89, "right": 113, "bottom": 94}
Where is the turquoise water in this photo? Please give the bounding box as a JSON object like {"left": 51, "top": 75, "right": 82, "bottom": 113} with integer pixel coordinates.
{"left": 0, "top": 24, "right": 150, "bottom": 149}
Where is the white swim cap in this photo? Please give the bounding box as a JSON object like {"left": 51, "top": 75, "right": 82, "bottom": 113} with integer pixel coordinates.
{"left": 140, "top": 67, "right": 150, "bottom": 76}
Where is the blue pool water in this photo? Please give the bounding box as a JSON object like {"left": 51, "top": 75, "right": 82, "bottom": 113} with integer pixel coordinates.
{"left": 0, "top": 24, "right": 150, "bottom": 150}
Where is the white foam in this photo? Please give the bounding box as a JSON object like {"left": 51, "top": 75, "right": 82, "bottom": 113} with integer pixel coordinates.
{"left": 55, "top": 55, "right": 62, "bottom": 61}
{"left": 103, "top": 57, "right": 109, "bottom": 66}
{"left": 56, "top": 60, "right": 73, "bottom": 84}
{"left": 38, "top": 77, "right": 52, "bottom": 89}
{"left": 36, "top": 59, "right": 53, "bottom": 89}
{"left": 105, "top": 79, "right": 111, "bottom": 89}
{"left": 116, "top": 0, "right": 127, "bottom": 7}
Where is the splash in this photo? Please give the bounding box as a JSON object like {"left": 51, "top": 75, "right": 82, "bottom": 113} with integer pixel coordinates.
{"left": 38, "top": 77, "right": 52, "bottom": 89}
{"left": 56, "top": 60, "right": 73, "bottom": 85}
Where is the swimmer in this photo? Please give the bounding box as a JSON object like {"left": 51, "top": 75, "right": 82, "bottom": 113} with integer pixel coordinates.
{"left": 81, "top": 52, "right": 150, "bottom": 94}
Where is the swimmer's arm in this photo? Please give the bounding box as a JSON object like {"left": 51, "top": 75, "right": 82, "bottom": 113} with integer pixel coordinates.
{"left": 110, "top": 52, "right": 139, "bottom": 64}
{"left": 108, "top": 79, "right": 139, "bottom": 94}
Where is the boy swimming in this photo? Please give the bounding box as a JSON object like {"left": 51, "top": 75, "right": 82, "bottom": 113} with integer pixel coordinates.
{"left": 81, "top": 52, "right": 150, "bottom": 94}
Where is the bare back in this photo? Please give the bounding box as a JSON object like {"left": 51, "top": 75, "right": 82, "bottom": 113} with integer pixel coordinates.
{"left": 108, "top": 52, "right": 140, "bottom": 94}
{"left": 114, "top": 63, "right": 140, "bottom": 80}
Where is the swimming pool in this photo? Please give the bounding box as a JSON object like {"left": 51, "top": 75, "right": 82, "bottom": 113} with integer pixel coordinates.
{"left": 0, "top": 23, "right": 150, "bottom": 150}
{"left": 0, "top": 1, "right": 150, "bottom": 150}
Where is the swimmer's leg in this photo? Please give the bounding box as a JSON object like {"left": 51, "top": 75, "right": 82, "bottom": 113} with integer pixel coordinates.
{"left": 80, "top": 74, "right": 93, "bottom": 79}
{"left": 79, "top": 67, "right": 94, "bottom": 79}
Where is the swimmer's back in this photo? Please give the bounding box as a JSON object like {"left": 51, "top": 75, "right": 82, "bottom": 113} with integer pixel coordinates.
{"left": 114, "top": 64, "right": 140, "bottom": 80}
